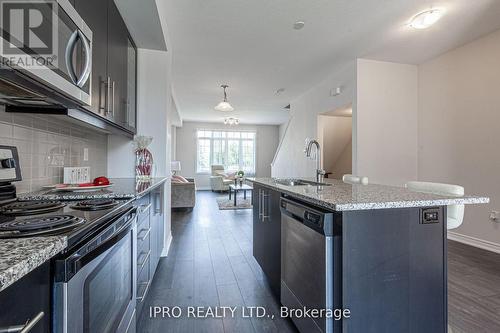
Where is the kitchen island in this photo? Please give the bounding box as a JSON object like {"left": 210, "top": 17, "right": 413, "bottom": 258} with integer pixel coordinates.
{"left": 249, "top": 178, "right": 488, "bottom": 333}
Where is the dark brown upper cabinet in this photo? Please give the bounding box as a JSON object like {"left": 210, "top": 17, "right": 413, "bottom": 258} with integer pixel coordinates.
{"left": 74, "top": 0, "right": 137, "bottom": 135}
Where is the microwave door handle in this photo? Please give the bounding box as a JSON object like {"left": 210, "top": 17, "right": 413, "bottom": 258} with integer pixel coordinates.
{"left": 65, "top": 30, "right": 78, "bottom": 84}
{"left": 76, "top": 30, "right": 91, "bottom": 87}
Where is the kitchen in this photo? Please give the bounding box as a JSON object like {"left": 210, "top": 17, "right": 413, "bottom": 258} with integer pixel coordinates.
{"left": 1, "top": 1, "right": 500, "bottom": 333}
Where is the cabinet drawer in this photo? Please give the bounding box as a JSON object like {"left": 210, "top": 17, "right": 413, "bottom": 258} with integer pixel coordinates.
{"left": 137, "top": 227, "right": 151, "bottom": 263}
{"left": 137, "top": 199, "right": 151, "bottom": 223}
{"left": 136, "top": 253, "right": 151, "bottom": 316}
{"left": 137, "top": 244, "right": 151, "bottom": 278}
{"left": 137, "top": 212, "right": 150, "bottom": 236}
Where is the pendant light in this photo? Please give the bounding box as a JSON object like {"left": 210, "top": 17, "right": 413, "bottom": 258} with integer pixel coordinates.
{"left": 214, "top": 84, "right": 234, "bottom": 112}
{"left": 224, "top": 117, "right": 239, "bottom": 126}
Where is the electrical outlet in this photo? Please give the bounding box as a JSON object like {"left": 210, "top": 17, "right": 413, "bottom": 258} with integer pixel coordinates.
{"left": 489, "top": 210, "right": 499, "bottom": 222}
{"left": 83, "top": 148, "right": 89, "bottom": 161}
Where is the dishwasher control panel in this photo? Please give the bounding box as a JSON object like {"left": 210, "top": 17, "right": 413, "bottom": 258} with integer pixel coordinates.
{"left": 304, "top": 211, "right": 322, "bottom": 226}
{"left": 281, "top": 197, "right": 335, "bottom": 236}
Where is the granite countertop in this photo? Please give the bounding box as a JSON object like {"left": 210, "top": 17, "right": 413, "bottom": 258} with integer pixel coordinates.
{"left": 0, "top": 177, "right": 168, "bottom": 293}
{"left": 248, "top": 178, "right": 489, "bottom": 211}
{"left": 0, "top": 236, "right": 66, "bottom": 292}
{"left": 18, "top": 177, "right": 169, "bottom": 201}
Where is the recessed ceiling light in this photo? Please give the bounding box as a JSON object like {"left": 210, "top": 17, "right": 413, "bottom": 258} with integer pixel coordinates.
{"left": 293, "top": 21, "right": 305, "bottom": 30}
{"left": 409, "top": 9, "right": 443, "bottom": 29}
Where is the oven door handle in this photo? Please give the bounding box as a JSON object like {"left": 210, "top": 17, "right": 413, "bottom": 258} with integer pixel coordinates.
{"left": 70, "top": 208, "right": 137, "bottom": 275}
{"left": 72, "top": 220, "right": 133, "bottom": 274}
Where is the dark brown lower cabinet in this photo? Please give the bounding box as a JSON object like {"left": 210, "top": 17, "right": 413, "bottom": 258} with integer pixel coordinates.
{"left": 252, "top": 184, "right": 282, "bottom": 298}
{"left": 0, "top": 261, "right": 51, "bottom": 332}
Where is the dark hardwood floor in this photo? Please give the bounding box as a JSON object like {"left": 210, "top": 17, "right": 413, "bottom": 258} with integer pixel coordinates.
{"left": 138, "top": 190, "right": 297, "bottom": 333}
{"left": 448, "top": 240, "right": 500, "bottom": 333}
{"left": 138, "top": 190, "right": 500, "bottom": 333}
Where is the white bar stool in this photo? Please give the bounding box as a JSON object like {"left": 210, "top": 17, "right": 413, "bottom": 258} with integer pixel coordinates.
{"left": 342, "top": 174, "right": 369, "bottom": 185}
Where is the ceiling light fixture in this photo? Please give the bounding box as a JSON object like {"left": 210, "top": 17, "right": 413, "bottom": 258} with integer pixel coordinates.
{"left": 275, "top": 88, "right": 285, "bottom": 95}
{"left": 214, "top": 84, "right": 234, "bottom": 112}
{"left": 409, "top": 9, "right": 443, "bottom": 29}
{"left": 293, "top": 21, "right": 305, "bottom": 30}
{"left": 224, "top": 117, "right": 239, "bottom": 126}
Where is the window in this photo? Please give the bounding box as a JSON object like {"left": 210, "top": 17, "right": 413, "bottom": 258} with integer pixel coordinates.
{"left": 196, "top": 130, "right": 256, "bottom": 174}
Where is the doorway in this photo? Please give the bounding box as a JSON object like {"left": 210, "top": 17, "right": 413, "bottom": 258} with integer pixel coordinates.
{"left": 317, "top": 105, "right": 352, "bottom": 180}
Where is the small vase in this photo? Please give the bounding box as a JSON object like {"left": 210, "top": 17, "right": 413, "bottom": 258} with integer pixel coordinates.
{"left": 135, "top": 148, "right": 154, "bottom": 180}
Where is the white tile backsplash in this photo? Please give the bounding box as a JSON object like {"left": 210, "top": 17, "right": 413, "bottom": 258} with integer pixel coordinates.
{"left": 0, "top": 107, "right": 108, "bottom": 193}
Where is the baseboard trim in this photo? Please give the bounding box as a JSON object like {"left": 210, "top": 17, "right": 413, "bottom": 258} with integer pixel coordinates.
{"left": 161, "top": 231, "right": 173, "bottom": 257}
{"left": 447, "top": 231, "right": 500, "bottom": 254}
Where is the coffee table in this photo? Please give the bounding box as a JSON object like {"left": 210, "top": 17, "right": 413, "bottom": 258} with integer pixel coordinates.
{"left": 229, "top": 184, "right": 253, "bottom": 206}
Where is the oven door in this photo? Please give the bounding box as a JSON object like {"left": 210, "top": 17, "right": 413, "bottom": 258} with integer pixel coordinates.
{"left": 0, "top": 0, "right": 92, "bottom": 106}
{"left": 54, "top": 209, "right": 137, "bottom": 333}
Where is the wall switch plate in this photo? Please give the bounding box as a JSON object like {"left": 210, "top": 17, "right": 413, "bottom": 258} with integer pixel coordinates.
{"left": 489, "top": 210, "right": 499, "bottom": 222}
{"left": 64, "top": 167, "right": 91, "bottom": 184}
{"left": 83, "top": 148, "right": 89, "bottom": 161}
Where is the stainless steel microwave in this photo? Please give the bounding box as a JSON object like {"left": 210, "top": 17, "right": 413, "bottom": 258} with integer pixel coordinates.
{"left": 0, "top": 0, "right": 92, "bottom": 107}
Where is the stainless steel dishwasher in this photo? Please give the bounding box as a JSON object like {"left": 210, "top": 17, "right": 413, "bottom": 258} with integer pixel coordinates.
{"left": 280, "top": 197, "right": 341, "bottom": 333}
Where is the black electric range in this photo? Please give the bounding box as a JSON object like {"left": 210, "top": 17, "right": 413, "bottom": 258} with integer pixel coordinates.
{"left": 0, "top": 145, "right": 130, "bottom": 250}
{"left": 0, "top": 145, "right": 139, "bottom": 333}
{"left": 0, "top": 197, "right": 131, "bottom": 249}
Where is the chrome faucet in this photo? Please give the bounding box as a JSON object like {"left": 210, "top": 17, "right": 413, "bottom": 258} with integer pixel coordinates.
{"left": 304, "top": 139, "right": 326, "bottom": 183}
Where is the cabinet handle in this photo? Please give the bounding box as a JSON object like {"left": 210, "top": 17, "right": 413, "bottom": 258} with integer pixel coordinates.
{"left": 106, "top": 77, "right": 112, "bottom": 115}
{"left": 139, "top": 203, "right": 152, "bottom": 214}
{"left": 99, "top": 78, "right": 106, "bottom": 114}
{"left": 259, "top": 189, "right": 262, "bottom": 221}
{"left": 136, "top": 280, "right": 151, "bottom": 303}
{"left": 137, "top": 249, "right": 151, "bottom": 272}
{"left": 111, "top": 80, "right": 115, "bottom": 117}
{"left": 138, "top": 227, "right": 151, "bottom": 241}
{"left": 0, "top": 311, "right": 44, "bottom": 333}
{"left": 262, "top": 191, "right": 269, "bottom": 221}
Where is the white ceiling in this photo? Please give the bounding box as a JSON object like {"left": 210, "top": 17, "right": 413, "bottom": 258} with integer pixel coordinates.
{"left": 163, "top": 0, "right": 500, "bottom": 125}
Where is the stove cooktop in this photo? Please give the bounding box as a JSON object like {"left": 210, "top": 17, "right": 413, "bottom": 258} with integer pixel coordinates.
{"left": 0, "top": 198, "right": 130, "bottom": 248}
{"left": 0, "top": 215, "right": 85, "bottom": 238}
{"left": 0, "top": 200, "right": 66, "bottom": 216}
{"left": 70, "top": 199, "right": 119, "bottom": 211}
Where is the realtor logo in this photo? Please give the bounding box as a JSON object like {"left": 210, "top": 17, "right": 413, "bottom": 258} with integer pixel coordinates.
{"left": 0, "top": 0, "right": 58, "bottom": 67}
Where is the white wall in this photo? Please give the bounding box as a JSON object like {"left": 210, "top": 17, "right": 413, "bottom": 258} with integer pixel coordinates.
{"left": 107, "top": 48, "right": 174, "bottom": 256}
{"left": 272, "top": 61, "right": 356, "bottom": 178}
{"left": 355, "top": 59, "right": 418, "bottom": 186}
{"left": 317, "top": 115, "right": 352, "bottom": 179}
{"left": 332, "top": 140, "right": 352, "bottom": 179}
{"left": 176, "top": 121, "right": 279, "bottom": 189}
{"left": 418, "top": 29, "right": 500, "bottom": 246}
{"left": 107, "top": 49, "right": 171, "bottom": 178}
{"left": 278, "top": 122, "right": 288, "bottom": 143}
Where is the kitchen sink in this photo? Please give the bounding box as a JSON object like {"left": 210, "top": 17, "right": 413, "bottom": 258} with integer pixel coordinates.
{"left": 275, "top": 179, "right": 332, "bottom": 187}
